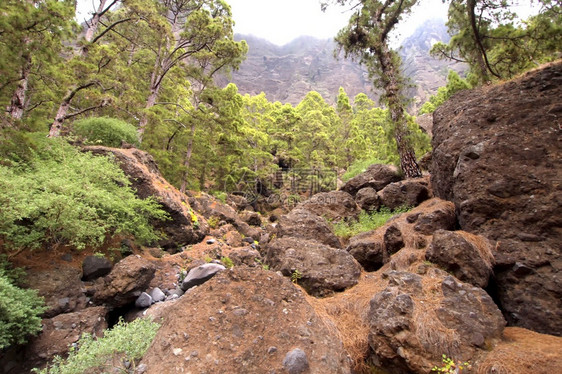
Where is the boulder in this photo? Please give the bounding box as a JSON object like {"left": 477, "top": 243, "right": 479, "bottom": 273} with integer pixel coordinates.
{"left": 25, "top": 307, "right": 107, "bottom": 370}
{"left": 277, "top": 208, "right": 341, "bottom": 248}
{"left": 426, "top": 230, "right": 494, "bottom": 288}
{"left": 346, "top": 198, "right": 455, "bottom": 271}
{"left": 140, "top": 267, "right": 352, "bottom": 373}
{"left": 266, "top": 237, "right": 361, "bottom": 297}
{"left": 355, "top": 187, "right": 380, "bottom": 212}
{"left": 135, "top": 292, "right": 153, "bottom": 308}
{"left": 149, "top": 287, "right": 166, "bottom": 303}
{"left": 92, "top": 255, "right": 156, "bottom": 308}
{"left": 431, "top": 61, "right": 562, "bottom": 335}
{"left": 82, "top": 255, "right": 113, "bottom": 281}
{"left": 83, "top": 147, "right": 208, "bottom": 251}
{"left": 229, "top": 246, "right": 262, "bottom": 267}
{"left": 296, "top": 190, "right": 360, "bottom": 222}
{"left": 367, "top": 270, "right": 505, "bottom": 373}
{"left": 378, "top": 177, "right": 431, "bottom": 210}
{"left": 341, "top": 164, "right": 402, "bottom": 196}
{"left": 180, "top": 263, "right": 226, "bottom": 291}
{"left": 239, "top": 210, "right": 262, "bottom": 226}
{"left": 28, "top": 267, "right": 87, "bottom": 318}
{"left": 283, "top": 348, "right": 309, "bottom": 374}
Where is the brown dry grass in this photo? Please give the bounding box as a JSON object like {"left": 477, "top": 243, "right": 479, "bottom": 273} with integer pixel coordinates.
{"left": 477, "top": 327, "right": 562, "bottom": 374}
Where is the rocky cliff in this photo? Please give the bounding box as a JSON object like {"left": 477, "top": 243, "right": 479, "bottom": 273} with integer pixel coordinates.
{"left": 220, "top": 19, "right": 465, "bottom": 112}
{"left": 431, "top": 60, "right": 562, "bottom": 335}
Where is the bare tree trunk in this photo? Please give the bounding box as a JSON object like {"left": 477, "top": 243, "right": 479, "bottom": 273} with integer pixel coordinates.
{"left": 6, "top": 58, "right": 30, "bottom": 120}
{"left": 467, "top": 0, "right": 500, "bottom": 81}
{"left": 48, "top": 82, "right": 97, "bottom": 137}
{"left": 180, "top": 122, "right": 196, "bottom": 194}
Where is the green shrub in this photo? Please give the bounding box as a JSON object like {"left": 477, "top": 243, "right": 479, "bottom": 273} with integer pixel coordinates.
{"left": 72, "top": 117, "right": 139, "bottom": 148}
{"left": 342, "top": 158, "right": 387, "bottom": 182}
{"left": 332, "top": 206, "right": 411, "bottom": 239}
{"left": 0, "top": 135, "right": 168, "bottom": 251}
{"left": 0, "top": 266, "right": 46, "bottom": 349}
{"left": 34, "top": 317, "right": 160, "bottom": 374}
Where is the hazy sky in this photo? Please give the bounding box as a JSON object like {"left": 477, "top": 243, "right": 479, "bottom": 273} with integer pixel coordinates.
{"left": 76, "top": 0, "right": 540, "bottom": 47}
{"left": 227, "top": 0, "right": 449, "bottom": 46}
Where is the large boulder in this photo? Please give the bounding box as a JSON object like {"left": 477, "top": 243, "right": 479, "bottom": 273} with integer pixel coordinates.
{"left": 277, "top": 208, "right": 341, "bottom": 248}
{"left": 346, "top": 198, "right": 455, "bottom": 271}
{"left": 83, "top": 147, "right": 208, "bottom": 250}
{"left": 296, "top": 190, "right": 360, "bottom": 222}
{"left": 28, "top": 267, "right": 87, "bottom": 318}
{"left": 25, "top": 307, "right": 107, "bottom": 371}
{"left": 431, "top": 61, "right": 562, "bottom": 335}
{"left": 141, "top": 267, "right": 352, "bottom": 373}
{"left": 81, "top": 255, "right": 113, "bottom": 281}
{"left": 378, "top": 177, "right": 431, "bottom": 210}
{"left": 266, "top": 237, "right": 361, "bottom": 296}
{"left": 341, "top": 164, "right": 402, "bottom": 196}
{"left": 426, "top": 230, "right": 495, "bottom": 288}
{"left": 367, "top": 270, "right": 505, "bottom": 373}
{"left": 355, "top": 187, "right": 381, "bottom": 212}
{"left": 92, "top": 255, "right": 156, "bottom": 308}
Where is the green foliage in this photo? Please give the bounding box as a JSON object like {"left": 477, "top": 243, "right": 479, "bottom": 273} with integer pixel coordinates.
{"left": 332, "top": 206, "right": 412, "bottom": 239}
{"left": 419, "top": 71, "right": 472, "bottom": 114}
{"left": 72, "top": 117, "right": 139, "bottom": 148}
{"left": 207, "top": 216, "right": 220, "bottom": 229}
{"left": 291, "top": 269, "right": 303, "bottom": 284}
{"left": 0, "top": 263, "right": 46, "bottom": 349}
{"left": 34, "top": 317, "right": 160, "bottom": 374}
{"left": 254, "top": 258, "right": 270, "bottom": 270}
{"left": 432, "top": 354, "right": 471, "bottom": 373}
{"left": 220, "top": 256, "right": 234, "bottom": 269}
{"left": 0, "top": 134, "right": 168, "bottom": 251}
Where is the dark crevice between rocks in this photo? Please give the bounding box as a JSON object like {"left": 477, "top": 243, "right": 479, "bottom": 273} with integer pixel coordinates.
{"left": 484, "top": 272, "right": 506, "bottom": 323}
{"left": 106, "top": 303, "right": 138, "bottom": 328}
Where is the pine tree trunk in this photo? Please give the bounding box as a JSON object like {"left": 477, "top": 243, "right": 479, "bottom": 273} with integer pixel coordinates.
{"left": 6, "top": 61, "right": 30, "bottom": 120}
{"left": 180, "top": 123, "right": 196, "bottom": 194}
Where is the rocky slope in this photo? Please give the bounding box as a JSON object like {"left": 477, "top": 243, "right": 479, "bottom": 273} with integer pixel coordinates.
{"left": 220, "top": 19, "right": 465, "bottom": 112}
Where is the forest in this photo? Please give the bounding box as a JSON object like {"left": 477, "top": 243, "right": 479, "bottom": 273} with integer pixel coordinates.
{"left": 0, "top": 0, "right": 560, "bottom": 355}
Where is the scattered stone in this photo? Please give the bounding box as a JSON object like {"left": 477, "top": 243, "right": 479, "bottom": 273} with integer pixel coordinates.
{"left": 135, "top": 292, "right": 153, "bottom": 308}
{"left": 283, "top": 348, "right": 309, "bottom": 374}
{"left": 239, "top": 210, "right": 262, "bottom": 226}
{"left": 206, "top": 238, "right": 216, "bottom": 245}
{"left": 149, "top": 287, "right": 166, "bottom": 303}
{"left": 82, "top": 255, "right": 113, "bottom": 281}
{"left": 181, "top": 263, "right": 226, "bottom": 291}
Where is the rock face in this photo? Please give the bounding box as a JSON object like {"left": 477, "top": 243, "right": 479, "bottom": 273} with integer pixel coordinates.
{"left": 431, "top": 61, "right": 562, "bottom": 335}
{"left": 266, "top": 237, "right": 361, "bottom": 296}
{"left": 277, "top": 208, "right": 341, "bottom": 248}
{"left": 83, "top": 146, "right": 208, "bottom": 250}
{"left": 341, "top": 164, "right": 402, "bottom": 197}
{"left": 368, "top": 270, "right": 505, "bottom": 373}
{"left": 92, "top": 255, "right": 156, "bottom": 308}
{"left": 141, "top": 267, "right": 352, "bottom": 374}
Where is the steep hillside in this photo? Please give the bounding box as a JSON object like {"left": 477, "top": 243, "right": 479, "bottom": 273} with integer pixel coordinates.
{"left": 220, "top": 19, "right": 466, "bottom": 110}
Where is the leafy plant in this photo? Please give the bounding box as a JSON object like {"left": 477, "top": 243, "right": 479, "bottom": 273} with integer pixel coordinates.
{"left": 34, "top": 317, "right": 160, "bottom": 374}
{"left": 220, "top": 256, "right": 234, "bottom": 269}
{"left": 0, "top": 135, "right": 168, "bottom": 251}
{"left": 0, "top": 265, "right": 46, "bottom": 349}
{"left": 71, "top": 117, "right": 139, "bottom": 148}
{"left": 207, "top": 216, "right": 220, "bottom": 229}
{"left": 291, "top": 269, "right": 302, "bottom": 284}
{"left": 432, "top": 354, "right": 471, "bottom": 373}
{"left": 332, "top": 206, "right": 411, "bottom": 239}
{"left": 254, "top": 258, "right": 269, "bottom": 270}
{"left": 188, "top": 208, "right": 199, "bottom": 229}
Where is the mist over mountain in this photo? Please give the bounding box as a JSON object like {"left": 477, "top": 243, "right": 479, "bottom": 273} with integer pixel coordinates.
{"left": 220, "top": 19, "right": 466, "bottom": 113}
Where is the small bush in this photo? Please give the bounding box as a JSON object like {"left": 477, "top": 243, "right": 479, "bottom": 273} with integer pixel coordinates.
{"left": 332, "top": 206, "right": 411, "bottom": 239}
{"left": 0, "top": 264, "right": 46, "bottom": 349}
{"left": 0, "top": 135, "right": 168, "bottom": 251}
{"left": 34, "top": 317, "right": 160, "bottom": 374}
{"left": 72, "top": 117, "right": 139, "bottom": 148}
